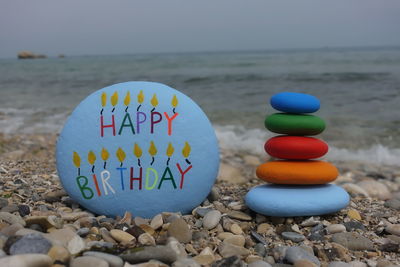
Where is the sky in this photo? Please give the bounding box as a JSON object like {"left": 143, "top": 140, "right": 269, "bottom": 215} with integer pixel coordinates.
{"left": 1, "top": 0, "right": 400, "bottom": 58}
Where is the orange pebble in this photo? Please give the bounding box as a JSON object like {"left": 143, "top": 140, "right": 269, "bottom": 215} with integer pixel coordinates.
{"left": 256, "top": 160, "right": 338, "bottom": 184}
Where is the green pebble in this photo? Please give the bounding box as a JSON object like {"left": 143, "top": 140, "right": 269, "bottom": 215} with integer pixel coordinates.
{"left": 265, "top": 113, "right": 325, "bottom": 135}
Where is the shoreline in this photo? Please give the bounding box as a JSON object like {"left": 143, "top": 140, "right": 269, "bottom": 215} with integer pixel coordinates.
{"left": 0, "top": 133, "right": 399, "bottom": 266}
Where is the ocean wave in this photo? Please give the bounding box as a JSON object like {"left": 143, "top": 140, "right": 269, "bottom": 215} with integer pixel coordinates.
{"left": 215, "top": 125, "right": 400, "bottom": 166}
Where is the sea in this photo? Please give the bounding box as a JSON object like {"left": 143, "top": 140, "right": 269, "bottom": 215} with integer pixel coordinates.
{"left": 1, "top": 47, "right": 400, "bottom": 165}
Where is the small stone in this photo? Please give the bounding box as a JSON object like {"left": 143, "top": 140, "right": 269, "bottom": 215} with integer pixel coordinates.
{"left": 300, "top": 217, "right": 320, "bottom": 227}
{"left": 254, "top": 243, "right": 266, "bottom": 257}
{"left": 224, "top": 235, "right": 246, "bottom": 247}
{"left": 248, "top": 260, "right": 272, "bottom": 267}
{"left": 9, "top": 233, "right": 52, "bottom": 255}
{"left": 294, "top": 259, "right": 318, "bottom": 267}
{"left": 138, "top": 233, "right": 156, "bottom": 246}
{"left": 166, "top": 237, "right": 187, "bottom": 259}
{"left": 121, "top": 245, "right": 178, "bottom": 264}
{"left": 385, "top": 224, "right": 400, "bottom": 236}
{"left": 100, "top": 227, "right": 116, "bottom": 243}
{"left": 349, "top": 261, "right": 367, "bottom": 267}
{"left": 379, "top": 242, "right": 399, "bottom": 252}
{"left": 17, "top": 205, "right": 30, "bottom": 217}
{"left": 282, "top": 232, "right": 305, "bottom": 243}
{"left": 217, "top": 232, "right": 234, "bottom": 240}
{"left": 139, "top": 225, "right": 155, "bottom": 236}
{"left": 251, "top": 230, "right": 268, "bottom": 245}
{"left": 326, "top": 224, "right": 346, "bottom": 234}
{"left": 285, "top": 247, "right": 320, "bottom": 266}
{"left": 150, "top": 214, "right": 163, "bottom": 230}
{"left": 202, "top": 210, "right": 221, "bottom": 230}
{"left": 0, "top": 212, "right": 26, "bottom": 226}
{"left": 384, "top": 199, "right": 400, "bottom": 210}
{"left": 110, "top": 229, "right": 135, "bottom": 243}
{"left": 47, "top": 228, "right": 77, "bottom": 247}
{"left": 168, "top": 218, "right": 192, "bottom": 243}
{"left": 208, "top": 186, "right": 220, "bottom": 202}
{"left": 328, "top": 261, "right": 351, "bottom": 267}
{"left": 343, "top": 221, "right": 366, "bottom": 232}
{"left": 194, "top": 207, "right": 212, "bottom": 217}
{"left": 331, "top": 232, "right": 374, "bottom": 251}
{"left": 48, "top": 245, "right": 71, "bottom": 263}
{"left": 347, "top": 210, "right": 361, "bottom": 221}
{"left": 77, "top": 227, "right": 90, "bottom": 237}
{"left": 84, "top": 251, "right": 124, "bottom": 267}
{"left": 71, "top": 256, "right": 109, "bottom": 267}
{"left": 127, "top": 226, "right": 145, "bottom": 238}
{"left": 341, "top": 183, "right": 369, "bottom": 198}
{"left": 193, "top": 247, "right": 215, "bottom": 265}
{"left": 227, "top": 211, "right": 252, "bottom": 221}
{"left": 0, "top": 254, "right": 53, "bottom": 267}
{"left": 0, "top": 198, "right": 8, "bottom": 209}
{"left": 1, "top": 204, "right": 19, "bottom": 213}
{"left": 67, "top": 235, "right": 86, "bottom": 254}
{"left": 230, "top": 224, "right": 243, "bottom": 235}
{"left": 218, "top": 242, "right": 250, "bottom": 258}
{"left": 43, "top": 189, "right": 67, "bottom": 203}
{"left": 357, "top": 180, "right": 391, "bottom": 200}
{"left": 212, "top": 255, "right": 245, "bottom": 267}
{"left": 257, "top": 223, "right": 272, "bottom": 234}
{"left": 25, "top": 216, "right": 56, "bottom": 230}
{"left": 218, "top": 163, "right": 246, "bottom": 184}
{"left": 134, "top": 216, "right": 149, "bottom": 226}
{"left": 0, "top": 223, "right": 24, "bottom": 236}
{"left": 173, "top": 258, "right": 201, "bottom": 267}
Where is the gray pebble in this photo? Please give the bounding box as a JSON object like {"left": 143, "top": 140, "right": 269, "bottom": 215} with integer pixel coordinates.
{"left": 285, "top": 247, "right": 320, "bottom": 266}
{"left": 343, "top": 221, "right": 365, "bottom": 232}
{"left": 172, "top": 258, "right": 201, "bottom": 267}
{"left": 195, "top": 207, "right": 213, "bottom": 217}
{"left": 254, "top": 243, "right": 267, "bottom": 257}
{"left": 248, "top": 260, "right": 272, "bottom": 267}
{"left": 328, "top": 261, "right": 351, "bottom": 267}
{"left": 70, "top": 256, "right": 109, "bottom": 267}
{"left": 331, "top": 232, "right": 374, "bottom": 251}
{"left": 77, "top": 227, "right": 90, "bottom": 237}
{"left": 121, "top": 245, "right": 178, "bottom": 264}
{"left": 0, "top": 198, "right": 8, "bottom": 209}
{"left": 211, "top": 255, "right": 245, "bottom": 267}
{"left": 282, "top": 232, "right": 305, "bottom": 243}
{"left": 84, "top": 251, "right": 124, "bottom": 267}
{"left": 384, "top": 199, "right": 400, "bottom": 210}
{"left": 17, "top": 205, "right": 30, "bottom": 217}
{"left": 9, "top": 233, "right": 52, "bottom": 255}
{"left": 202, "top": 210, "right": 222, "bottom": 230}
{"left": 326, "top": 224, "right": 346, "bottom": 234}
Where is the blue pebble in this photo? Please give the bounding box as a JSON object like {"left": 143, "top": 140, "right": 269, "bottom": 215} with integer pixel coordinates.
{"left": 270, "top": 92, "right": 320, "bottom": 113}
{"left": 245, "top": 184, "right": 349, "bottom": 217}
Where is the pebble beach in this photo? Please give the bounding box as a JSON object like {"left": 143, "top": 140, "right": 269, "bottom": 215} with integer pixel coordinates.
{"left": 0, "top": 133, "right": 399, "bottom": 267}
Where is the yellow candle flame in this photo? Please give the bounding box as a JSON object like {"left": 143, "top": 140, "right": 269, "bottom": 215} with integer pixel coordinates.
{"left": 134, "top": 143, "right": 142, "bottom": 158}
{"left": 124, "top": 91, "right": 130, "bottom": 106}
{"left": 182, "top": 142, "right": 191, "bottom": 158}
{"left": 111, "top": 91, "right": 118, "bottom": 106}
{"left": 101, "top": 92, "right": 107, "bottom": 107}
{"left": 166, "top": 143, "right": 174, "bottom": 157}
{"left": 101, "top": 148, "right": 109, "bottom": 161}
{"left": 73, "top": 151, "right": 81, "bottom": 168}
{"left": 150, "top": 94, "right": 158, "bottom": 107}
{"left": 137, "top": 90, "right": 144, "bottom": 104}
{"left": 171, "top": 95, "right": 178, "bottom": 108}
{"left": 148, "top": 141, "right": 157, "bottom": 156}
{"left": 116, "top": 147, "right": 126, "bottom": 163}
{"left": 88, "top": 151, "right": 96, "bottom": 165}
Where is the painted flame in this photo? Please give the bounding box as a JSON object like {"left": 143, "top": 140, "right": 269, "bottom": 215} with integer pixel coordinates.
{"left": 137, "top": 90, "right": 144, "bottom": 104}
{"left": 101, "top": 92, "right": 107, "bottom": 107}
{"left": 150, "top": 94, "right": 158, "bottom": 107}
{"left": 182, "top": 142, "right": 191, "bottom": 158}
{"left": 166, "top": 143, "right": 174, "bottom": 157}
{"left": 148, "top": 141, "right": 157, "bottom": 156}
{"left": 171, "top": 95, "right": 178, "bottom": 108}
{"left": 101, "top": 148, "right": 109, "bottom": 161}
{"left": 124, "top": 91, "right": 131, "bottom": 106}
{"left": 116, "top": 147, "right": 126, "bottom": 163}
{"left": 88, "top": 151, "right": 96, "bottom": 165}
{"left": 134, "top": 143, "right": 142, "bottom": 158}
{"left": 73, "top": 151, "right": 81, "bottom": 168}
{"left": 111, "top": 91, "right": 118, "bottom": 106}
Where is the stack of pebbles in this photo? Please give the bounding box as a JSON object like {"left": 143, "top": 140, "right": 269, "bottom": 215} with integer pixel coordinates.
{"left": 245, "top": 92, "right": 349, "bottom": 217}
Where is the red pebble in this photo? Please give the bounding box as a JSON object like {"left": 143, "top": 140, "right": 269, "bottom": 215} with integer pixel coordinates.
{"left": 265, "top": 135, "right": 328, "bottom": 159}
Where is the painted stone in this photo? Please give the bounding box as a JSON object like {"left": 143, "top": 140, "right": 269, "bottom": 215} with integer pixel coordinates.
{"left": 256, "top": 160, "right": 338, "bottom": 184}
{"left": 270, "top": 92, "right": 320, "bottom": 113}
{"left": 265, "top": 136, "right": 328, "bottom": 159}
{"left": 265, "top": 113, "right": 325, "bottom": 135}
{"left": 245, "top": 184, "right": 350, "bottom": 217}
{"left": 56, "top": 81, "right": 219, "bottom": 218}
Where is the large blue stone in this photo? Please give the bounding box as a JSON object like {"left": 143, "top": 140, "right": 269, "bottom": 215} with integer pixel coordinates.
{"left": 270, "top": 92, "right": 320, "bottom": 113}
{"left": 56, "top": 81, "right": 219, "bottom": 218}
{"left": 245, "top": 184, "right": 349, "bottom": 217}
